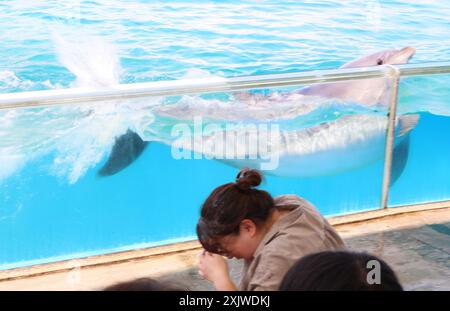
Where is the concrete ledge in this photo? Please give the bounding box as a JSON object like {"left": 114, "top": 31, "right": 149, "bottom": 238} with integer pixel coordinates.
{"left": 0, "top": 241, "right": 202, "bottom": 282}
{"left": 328, "top": 200, "right": 450, "bottom": 226}
{"left": 1, "top": 201, "right": 449, "bottom": 284}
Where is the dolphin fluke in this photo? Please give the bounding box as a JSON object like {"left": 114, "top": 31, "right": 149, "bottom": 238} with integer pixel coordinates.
{"left": 98, "top": 130, "right": 149, "bottom": 176}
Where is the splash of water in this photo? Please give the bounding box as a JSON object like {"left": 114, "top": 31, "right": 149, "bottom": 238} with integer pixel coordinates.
{"left": 0, "top": 34, "right": 132, "bottom": 183}
{"left": 49, "top": 33, "right": 136, "bottom": 183}
{"left": 53, "top": 33, "right": 121, "bottom": 88}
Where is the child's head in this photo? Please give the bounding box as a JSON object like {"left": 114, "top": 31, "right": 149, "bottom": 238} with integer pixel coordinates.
{"left": 279, "top": 251, "right": 403, "bottom": 291}
{"left": 196, "top": 168, "right": 275, "bottom": 260}
{"left": 103, "top": 277, "right": 185, "bottom": 291}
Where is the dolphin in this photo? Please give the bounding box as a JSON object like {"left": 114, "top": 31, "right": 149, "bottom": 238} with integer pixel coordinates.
{"left": 173, "top": 114, "right": 419, "bottom": 178}
{"left": 297, "top": 47, "right": 416, "bottom": 106}
{"left": 98, "top": 47, "right": 417, "bottom": 180}
{"left": 232, "top": 47, "right": 416, "bottom": 108}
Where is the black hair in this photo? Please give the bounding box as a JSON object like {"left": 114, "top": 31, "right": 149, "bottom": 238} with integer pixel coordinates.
{"left": 196, "top": 168, "right": 275, "bottom": 254}
{"left": 279, "top": 251, "right": 403, "bottom": 291}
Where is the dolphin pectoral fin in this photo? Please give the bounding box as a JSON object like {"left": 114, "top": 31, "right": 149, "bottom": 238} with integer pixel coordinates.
{"left": 398, "top": 114, "right": 420, "bottom": 136}
{"left": 389, "top": 114, "right": 419, "bottom": 185}
{"left": 98, "top": 129, "right": 149, "bottom": 177}
{"left": 390, "top": 135, "right": 410, "bottom": 186}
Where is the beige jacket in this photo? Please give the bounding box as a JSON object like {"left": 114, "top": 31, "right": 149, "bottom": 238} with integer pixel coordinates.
{"left": 239, "top": 194, "right": 345, "bottom": 291}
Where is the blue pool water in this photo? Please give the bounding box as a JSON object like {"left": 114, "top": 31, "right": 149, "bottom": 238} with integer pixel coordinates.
{"left": 1, "top": 0, "right": 450, "bottom": 269}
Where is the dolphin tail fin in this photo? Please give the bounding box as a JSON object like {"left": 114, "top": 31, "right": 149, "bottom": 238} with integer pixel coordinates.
{"left": 398, "top": 114, "right": 420, "bottom": 136}
{"left": 98, "top": 129, "right": 149, "bottom": 177}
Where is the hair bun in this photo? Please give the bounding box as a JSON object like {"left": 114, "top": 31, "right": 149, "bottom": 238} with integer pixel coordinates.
{"left": 235, "top": 168, "right": 262, "bottom": 191}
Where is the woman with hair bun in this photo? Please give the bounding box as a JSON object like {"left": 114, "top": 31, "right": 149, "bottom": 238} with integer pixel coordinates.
{"left": 197, "top": 168, "right": 345, "bottom": 291}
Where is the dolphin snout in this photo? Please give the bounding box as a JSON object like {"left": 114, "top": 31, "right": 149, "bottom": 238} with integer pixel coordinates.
{"left": 389, "top": 46, "right": 416, "bottom": 65}
{"left": 400, "top": 46, "right": 416, "bottom": 59}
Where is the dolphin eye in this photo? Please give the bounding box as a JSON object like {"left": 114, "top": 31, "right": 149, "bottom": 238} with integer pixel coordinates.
{"left": 377, "top": 59, "right": 383, "bottom": 65}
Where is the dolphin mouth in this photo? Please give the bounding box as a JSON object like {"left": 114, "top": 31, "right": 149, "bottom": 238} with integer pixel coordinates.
{"left": 399, "top": 46, "right": 416, "bottom": 63}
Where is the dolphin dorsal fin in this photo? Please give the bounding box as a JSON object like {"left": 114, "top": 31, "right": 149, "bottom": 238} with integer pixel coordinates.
{"left": 398, "top": 114, "right": 420, "bottom": 137}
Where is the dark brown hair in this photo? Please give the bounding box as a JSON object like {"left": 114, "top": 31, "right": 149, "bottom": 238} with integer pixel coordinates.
{"left": 103, "top": 277, "right": 186, "bottom": 291}
{"left": 196, "top": 168, "right": 275, "bottom": 254}
{"left": 279, "top": 251, "right": 403, "bottom": 291}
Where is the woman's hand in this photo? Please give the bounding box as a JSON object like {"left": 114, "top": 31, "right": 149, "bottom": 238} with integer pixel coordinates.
{"left": 198, "top": 250, "right": 237, "bottom": 291}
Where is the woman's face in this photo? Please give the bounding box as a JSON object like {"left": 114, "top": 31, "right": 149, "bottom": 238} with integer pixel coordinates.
{"left": 215, "top": 219, "right": 261, "bottom": 260}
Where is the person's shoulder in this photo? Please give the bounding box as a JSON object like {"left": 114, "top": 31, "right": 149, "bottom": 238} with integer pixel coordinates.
{"left": 274, "top": 194, "right": 315, "bottom": 209}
